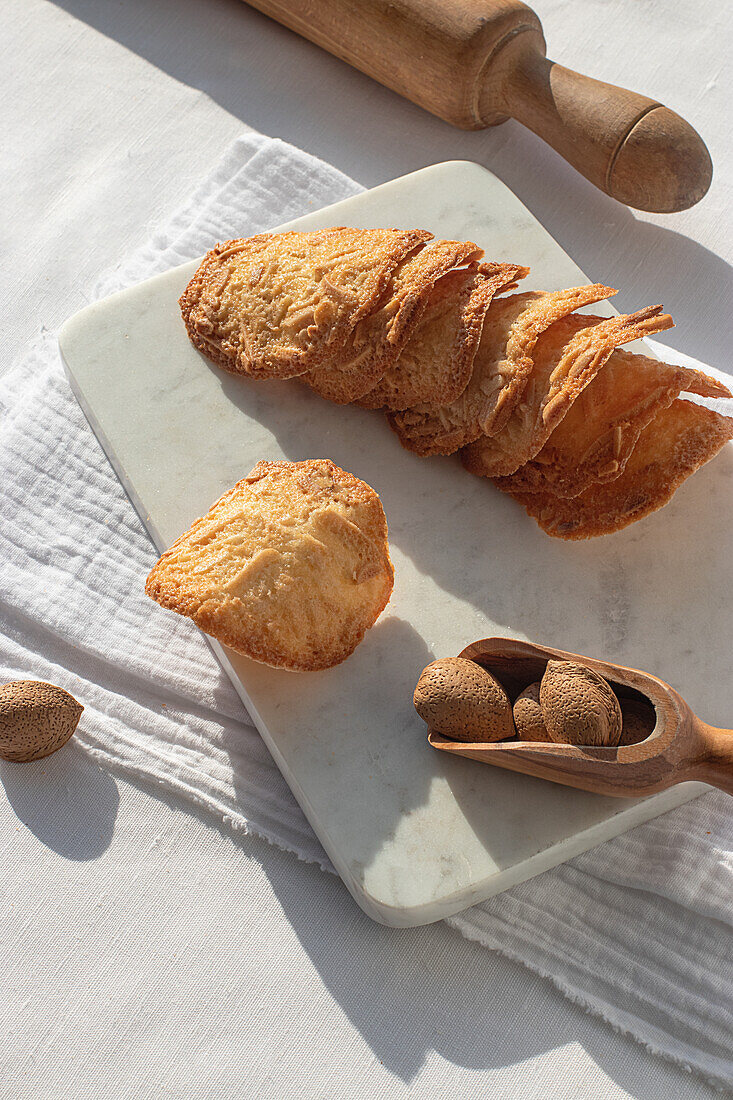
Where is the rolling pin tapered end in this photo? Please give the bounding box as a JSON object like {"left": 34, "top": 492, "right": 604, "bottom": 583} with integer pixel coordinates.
{"left": 503, "top": 49, "right": 714, "bottom": 215}
{"left": 607, "top": 105, "right": 713, "bottom": 213}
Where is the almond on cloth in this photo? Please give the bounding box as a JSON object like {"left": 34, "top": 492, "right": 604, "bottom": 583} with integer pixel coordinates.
{"left": 0, "top": 681, "right": 83, "bottom": 763}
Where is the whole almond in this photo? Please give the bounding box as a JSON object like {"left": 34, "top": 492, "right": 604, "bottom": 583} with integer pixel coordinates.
{"left": 0, "top": 681, "right": 83, "bottom": 762}
{"left": 414, "top": 657, "right": 515, "bottom": 742}
{"left": 539, "top": 660, "right": 622, "bottom": 747}
{"left": 513, "top": 681, "right": 550, "bottom": 741}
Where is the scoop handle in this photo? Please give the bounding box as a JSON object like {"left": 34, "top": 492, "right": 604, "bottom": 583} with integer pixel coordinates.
{"left": 689, "top": 721, "right": 733, "bottom": 795}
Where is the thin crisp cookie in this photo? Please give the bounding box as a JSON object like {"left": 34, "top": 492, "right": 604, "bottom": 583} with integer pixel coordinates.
{"left": 460, "top": 304, "right": 674, "bottom": 479}
{"left": 145, "top": 460, "right": 394, "bottom": 671}
{"left": 359, "top": 262, "right": 529, "bottom": 411}
{"left": 306, "top": 238, "right": 484, "bottom": 404}
{"left": 499, "top": 399, "right": 733, "bottom": 539}
{"left": 180, "top": 228, "right": 432, "bottom": 380}
{"left": 496, "top": 352, "right": 730, "bottom": 499}
{"left": 389, "top": 284, "right": 616, "bottom": 456}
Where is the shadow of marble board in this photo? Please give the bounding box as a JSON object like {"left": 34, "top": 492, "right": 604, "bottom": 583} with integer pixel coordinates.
{"left": 60, "top": 161, "right": 730, "bottom": 926}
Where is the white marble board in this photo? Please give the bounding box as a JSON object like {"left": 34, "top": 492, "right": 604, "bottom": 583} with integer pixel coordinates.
{"left": 60, "top": 162, "right": 733, "bottom": 926}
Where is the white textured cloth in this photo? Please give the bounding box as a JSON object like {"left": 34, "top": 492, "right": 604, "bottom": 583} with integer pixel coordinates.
{"left": 2, "top": 133, "right": 731, "bottom": 1088}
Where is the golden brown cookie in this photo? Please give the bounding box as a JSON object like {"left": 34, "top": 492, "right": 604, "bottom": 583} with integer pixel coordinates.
{"left": 180, "top": 228, "right": 432, "bottom": 381}
{"left": 495, "top": 353, "right": 730, "bottom": 499}
{"left": 358, "top": 262, "right": 529, "bottom": 411}
{"left": 145, "top": 460, "right": 394, "bottom": 671}
{"left": 388, "top": 284, "right": 616, "bottom": 456}
{"left": 305, "top": 238, "right": 484, "bottom": 404}
{"left": 460, "top": 305, "right": 674, "bottom": 479}
{"left": 499, "top": 399, "right": 733, "bottom": 539}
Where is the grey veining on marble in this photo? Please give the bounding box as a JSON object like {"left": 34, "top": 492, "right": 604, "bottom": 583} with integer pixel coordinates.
{"left": 59, "top": 162, "right": 730, "bottom": 926}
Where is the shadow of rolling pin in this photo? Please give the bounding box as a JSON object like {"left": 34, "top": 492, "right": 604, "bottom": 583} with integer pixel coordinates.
{"left": 242, "top": 0, "right": 712, "bottom": 213}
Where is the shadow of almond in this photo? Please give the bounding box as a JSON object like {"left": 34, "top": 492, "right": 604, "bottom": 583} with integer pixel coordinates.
{"left": 1, "top": 741, "right": 119, "bottom": 861}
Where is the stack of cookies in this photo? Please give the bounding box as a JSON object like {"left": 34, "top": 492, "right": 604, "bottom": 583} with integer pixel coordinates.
{"left": 181, "top": 228, "right": 732, "bottom": 540}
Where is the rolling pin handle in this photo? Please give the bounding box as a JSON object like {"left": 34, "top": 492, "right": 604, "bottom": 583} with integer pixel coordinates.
{"left": 495, "top": 46, "right": 713, "bottom": 213}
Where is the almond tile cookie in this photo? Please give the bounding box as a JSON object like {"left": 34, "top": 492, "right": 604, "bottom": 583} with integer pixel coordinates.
{"left": 501, "top": 399, "right": 733, "bottom": 539}
{"left": 388, "top": 284, "right": 616, "bottom": 456}
{"left": 358, "top": 262, "right": 529, "bottom": 411}
{"left": 180, "top": 228, "right": 432, "bottom": 381}
{"left": 145, "top": 460, "right": 394, "bottom": 671}
{"left": 494, "top": 352, "right": 730, "bottom": 499}
{"left": 460, "top": 304, "right": 674, "bottom": 479}
{"left": 305, "top": 238, "right": 484, "bottom": 404}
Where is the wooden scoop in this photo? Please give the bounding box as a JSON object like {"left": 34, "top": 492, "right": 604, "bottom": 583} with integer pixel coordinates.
{"left": 243, "top": 0, "right": 712, "bottom": 212}
{"left": 428, "top": 638, "right": 733, "bottom": 797}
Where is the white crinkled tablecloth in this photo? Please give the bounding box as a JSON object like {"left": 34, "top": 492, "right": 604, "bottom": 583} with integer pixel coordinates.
{"left": 3, "top": 130, "right": 732, "bottom": 1089}
{"left": 2, "top": 2, "right": 732, "bottom": 1097}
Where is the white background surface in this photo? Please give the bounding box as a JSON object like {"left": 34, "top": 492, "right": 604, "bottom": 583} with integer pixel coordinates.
{"left": 2, "top": 1, "right": 731, "bottom": 1096}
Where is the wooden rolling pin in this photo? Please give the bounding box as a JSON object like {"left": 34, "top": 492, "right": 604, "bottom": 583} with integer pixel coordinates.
{"left": 242, "top": 0, "right": 712, "bottom": 213}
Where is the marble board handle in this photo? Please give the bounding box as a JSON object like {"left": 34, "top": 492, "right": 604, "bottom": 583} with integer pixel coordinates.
{"left": 242, "top": 0, "right": 712, "bottom": 212}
